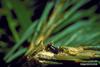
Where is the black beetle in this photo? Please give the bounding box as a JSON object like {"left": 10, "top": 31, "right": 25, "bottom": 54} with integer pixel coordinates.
{"left": 46, "top": 43, "right": 60, "bottom": 54}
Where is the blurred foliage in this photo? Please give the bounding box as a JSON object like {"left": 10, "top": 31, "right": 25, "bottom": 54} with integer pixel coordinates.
{"left": 0, "top": 0, "right": 100, "bottom": 64}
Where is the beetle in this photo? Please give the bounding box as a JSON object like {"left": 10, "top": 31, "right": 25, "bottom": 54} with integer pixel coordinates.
{"left": 46, "top": 43, "right": 61, "bottom": 54}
